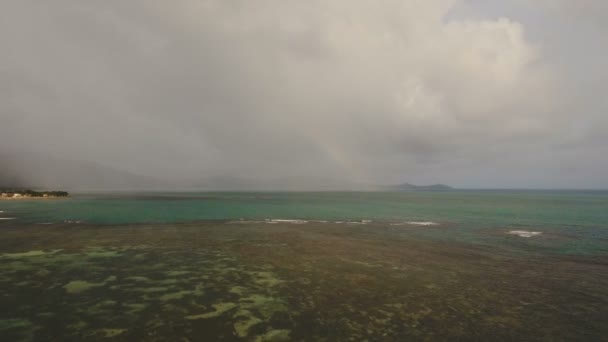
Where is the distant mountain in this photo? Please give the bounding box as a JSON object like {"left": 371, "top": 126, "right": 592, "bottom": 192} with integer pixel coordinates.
{"left": 0, "top": 154, "right": 375, "bottom": 191}
{"left": 386, "top": 183, "right": 454, "bottom": 191}
{"left": 0, "top": 153, "right": 165, "bottom": 191}
{"left": 178, "top": 176, "right": 379, "bottom": 191}
{"left": 0, "top": 153, "right": 456, "bottom": 192}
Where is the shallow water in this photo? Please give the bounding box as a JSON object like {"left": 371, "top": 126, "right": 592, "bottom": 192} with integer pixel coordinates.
{"left": 1, "top": 191, "right": 608, "bottom": 341}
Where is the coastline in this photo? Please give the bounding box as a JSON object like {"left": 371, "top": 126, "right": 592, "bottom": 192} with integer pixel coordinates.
{"left": 0, "top": 196, "right": 70, "bottom": 201}
{"left": 1, "top": 189, "right": 69, "bottom": 200}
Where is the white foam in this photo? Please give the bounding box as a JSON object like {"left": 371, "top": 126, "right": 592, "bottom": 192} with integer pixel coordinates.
{"left": 267, "top": 219, "right": 308, "bottom": 224}
{"left": 346, "top": 220, "right": 372, "bottom": 225}
{"left": 390, "top": 221, "right": 439, "bottom": 226}
{"left": 407, "top": 221, "right": 438, "bottom": 226}
{"left": 0, "top": 217, "right": 16, "bottom": 220}
{"left": 508, "top": 230, "right": 542, "bottom": 238}
{"left": 227, "top": 220, "right": 265, "bottom": 224}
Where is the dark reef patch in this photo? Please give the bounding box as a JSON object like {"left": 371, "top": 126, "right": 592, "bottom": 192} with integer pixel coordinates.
{"left": 1, "top": 222, "right": 607, "bottom": 341}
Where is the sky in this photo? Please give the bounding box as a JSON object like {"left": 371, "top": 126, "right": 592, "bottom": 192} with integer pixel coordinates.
{"left": 1, "top": 0, "right": 607, "bottom": 189}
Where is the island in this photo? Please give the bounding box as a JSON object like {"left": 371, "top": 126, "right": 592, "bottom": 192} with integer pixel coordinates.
{"left": 0, "top": 189, "right": 69, "bottom": 199}
{"left": 384, "top": 183, "right": 454, "bottom": 191}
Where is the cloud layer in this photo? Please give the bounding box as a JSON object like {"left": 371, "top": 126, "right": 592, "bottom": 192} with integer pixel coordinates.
{"left": 1, "top": 0, "right": 606, "bottom": 188}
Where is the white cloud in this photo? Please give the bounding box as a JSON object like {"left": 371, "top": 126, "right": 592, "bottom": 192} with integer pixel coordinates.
{"left": 0, "top": 0, "right": 605, "bottom": 187}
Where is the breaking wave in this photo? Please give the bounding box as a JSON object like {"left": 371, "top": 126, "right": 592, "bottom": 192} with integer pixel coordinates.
{"left": 227, "top": 220, "right": 265, "bottom": 224}
{"left": 227, "top": 219, "right": 373, "bottom": 225}
{"left": 266, "top": 219, "right": 308, "bottom": 224}
{"left": 346, "top": 220, "right": 372, "bottom": 225}
{"left": 508, "top": 230, "right": 542, "bottom": 238}
{"left": 390, "top": 221, "right": 439, "bottom": 226}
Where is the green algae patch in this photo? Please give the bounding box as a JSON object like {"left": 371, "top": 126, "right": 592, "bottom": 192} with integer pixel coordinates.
{"left": 133, "top": 253, "right": 147, "bottom": 260}
{"left": 126, "top": 276, "right": 150, "bottom": 282}
{"left": 98, "top": 328, "right": 127, "bottom": 337}
{"left": 64, "top": 280, "right": 104, "bottom": 294}
{"left": 1, "top": 249, "right": 62, "bottom": 259}
{"left": 160, "top": 290, "right": 192, "bottom": 301}
{"left": 125, "top": 303, "right": 147, "bottom": 313}
{"left": 255, "top": 329, "right": 291, "bottom": 342}
{"left": 193, "top": 283, "right": 205, "bottom": 294}
{"left": 63, "top": 273, "right": 117, "bottom": 294}
{"left": 166, "top": 270, "right": 190, "bottom": 277}
{"left": 97, "top": 300, "right": 117, "bottom": 307}
{"left": 250, "top": 271, "right": 284, "bottom": 287}
{"left": 67, "top": 321, "right": 87, "bottom": 330}
{"left": 2, "top": 250, "right": 46, "bottom": 258}
{"left": 158, "top": 278, "right": 179, "bottom": 285}
{"left": 353, "top": 260, "right": 382, "bottom": 268}
{"left": 385, "top": 303, "right": 404, "bottom": 310}
{"left": 1, "top": 261, "right": 31, "bottom": 273}
{"left": 234, "top": 316, "right": 263, "bottom": 338}
{"left": 240, "top": 294, "right": 288, "bottom": 319}
{"left": 186, "top": 302, "right": 237, "bottom": 320}
{"left": 138, "top": 287, "right": 169, "bottom": 293}
{"left": 0, "top": 318, "right": 32, "bottom": 331}
{"left": 85, "top": 247, "right": 122, "bottom": 258}
{"left": 160, "top": 283, "right": 204, "bottom": 301}
{"left": 36, "top": 312, "right": 55, "bottom": 318}
{"left": 35, "top": 269, "right": 51, "bottom": 277}
{"left": 230, "top": 286, "right": 246, "bottom": 295}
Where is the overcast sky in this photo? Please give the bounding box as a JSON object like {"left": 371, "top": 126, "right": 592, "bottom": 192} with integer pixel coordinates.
{"left": 1, "top": 0, "right": 607, "bottom": 189}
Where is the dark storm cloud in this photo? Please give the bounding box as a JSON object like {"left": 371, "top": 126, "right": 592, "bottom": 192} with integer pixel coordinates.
{"left": 1, "top": 0, "right": 607, "bottom": 189}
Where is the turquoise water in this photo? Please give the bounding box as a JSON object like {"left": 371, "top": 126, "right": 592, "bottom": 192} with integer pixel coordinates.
{"left": 1, "top": 191, "right": 608, "bottom": 341}
{"left": 2, "top": 191, "right": 608, "bottom": 255}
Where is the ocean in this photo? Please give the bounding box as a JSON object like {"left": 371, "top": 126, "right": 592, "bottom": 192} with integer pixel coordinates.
{"left": 1, "top": 191, "right": 607, "bottom": 341}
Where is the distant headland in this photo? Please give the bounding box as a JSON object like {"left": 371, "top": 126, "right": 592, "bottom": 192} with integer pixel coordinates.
{"left": 0, "top": 189, "right": 69, "bottom": 200}
{"left": 384, "top": 183, "right": 454, "bottom": 191}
